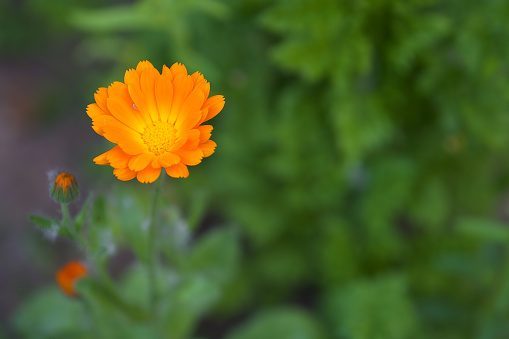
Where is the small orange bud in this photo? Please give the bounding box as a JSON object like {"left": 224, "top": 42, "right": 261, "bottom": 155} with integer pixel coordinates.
{"left": 50, "top": 172, "right": 79, "bottom": 203}
{"left": 56, "top": 261, "right": 88, "bottom": 297}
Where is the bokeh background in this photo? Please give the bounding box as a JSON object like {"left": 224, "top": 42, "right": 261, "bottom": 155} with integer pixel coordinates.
{"left": 3, "top": 0, "right": 509, "bottom": 338}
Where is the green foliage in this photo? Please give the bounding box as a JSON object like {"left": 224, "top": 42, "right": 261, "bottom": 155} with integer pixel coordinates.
{"left": 12, "top": 287, "right": 87, "bottom": 338}
{"left": 323, "top": 274, "right": 419, "bottom": 339}
{"left": 225, "top": 307, "right": 327, "bottom": 339}
{"left": 12, "top": 0, "right": 509, "bottom": 337}
{"left": 19, "top": 179, "right": 240, "bottom": 338}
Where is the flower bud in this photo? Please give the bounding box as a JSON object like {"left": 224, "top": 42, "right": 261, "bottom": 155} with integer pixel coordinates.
{"left": 56, "top": 261, "right": 88, "bottom": 297}
{"left": 50, "top": 172, "right": 79, "bottom": 203}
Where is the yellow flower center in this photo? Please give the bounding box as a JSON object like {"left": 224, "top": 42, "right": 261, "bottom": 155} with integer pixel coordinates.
{"left": 142, "top": 121, "right": 176, "bottom": 156}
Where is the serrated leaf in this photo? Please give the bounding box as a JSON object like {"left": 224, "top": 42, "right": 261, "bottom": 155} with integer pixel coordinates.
{"left": 225, "top": 307, "right": 327, "bottom": 339}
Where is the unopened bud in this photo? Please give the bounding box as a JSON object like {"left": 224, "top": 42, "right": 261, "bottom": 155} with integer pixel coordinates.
{"left": 50, "top": 172, "right": 79, "bottom": 204}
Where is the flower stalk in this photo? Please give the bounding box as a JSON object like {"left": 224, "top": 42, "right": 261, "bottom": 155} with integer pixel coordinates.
{"left": 147, "top": 172, "right": 165, "bottom": 317}
{"left": 60, "top": 203, "right": 87, "bottom": 250}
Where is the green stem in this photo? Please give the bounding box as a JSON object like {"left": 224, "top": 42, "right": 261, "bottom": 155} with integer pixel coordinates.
{"left": 60, "top": 203, "right": 71, "bottom": 224}
{"left": 60, "top": 203, "right": 87, "bottom": 250}
{"left": 148, "top": 174, "right": 165, "bottom": 317}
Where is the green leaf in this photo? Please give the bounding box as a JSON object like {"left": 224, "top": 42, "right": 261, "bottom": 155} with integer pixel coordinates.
{"left": 117, "top": 263, "right": 150, "bottom": 309}
{"left": 28, "top": 214, "right": 67, "bottom": 239}
{"left": 457, "top": 217, "right": 509, "bottom": 243}
{"left": 69, "top": 4, "right": 150, "bottom": 33}
{"left": 186, "top": 189, "right": 208, "bottom": 231}
{"left": 187, "top": 227, "right": 239, "bottom": 285}
{"left": 76, "top": 278, "right": 147, "bottom": 322}
{"left": 163, "top": 275, "right": 221, "bottom": 339}
{"left": 90, "top": 194, "right": 107, "bottom": 227}
{"left": 108, "top": 189, "right": 149, "bottom": 262}
{"left": 11, "top": 286, "right": 87, "bottom": 338}
{"left": 182, "top": 0, "right": 230, "bottom": 19}
{"left": 323, "top": 274, "right": 419, "bottom": 339}
{"left": 74, "top": 194, "right": 94, "bottom": 232}
{"left": 28, "top": 215, "right": 56, "bottom": 231}
{"left": 225, "top": 307, "right": 327, "bottom": 339}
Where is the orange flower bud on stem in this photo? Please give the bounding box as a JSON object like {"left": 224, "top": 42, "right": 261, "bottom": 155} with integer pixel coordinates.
{"left": 50, "top": 172, "right": 79, "bottom": 204}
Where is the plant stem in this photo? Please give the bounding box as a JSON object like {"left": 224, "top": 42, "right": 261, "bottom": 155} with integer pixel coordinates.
{"left": 60, "top": 203, "right": 87, "bottom": 249}
{"left": 60, "top": 202, "right": 71, "bottom": 224}
{"left": 148, "top": 173, "right": 165, "bottom": 317}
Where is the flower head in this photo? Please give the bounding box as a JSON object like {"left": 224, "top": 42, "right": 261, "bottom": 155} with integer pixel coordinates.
{"left": 56, "top": 261, "right": 88, "bottom": 297}
{"left": 87, "top": 61, "right": 225, "bottom": 183}
{"left": 50, "top": 172, "right": 79, "bottom": 203}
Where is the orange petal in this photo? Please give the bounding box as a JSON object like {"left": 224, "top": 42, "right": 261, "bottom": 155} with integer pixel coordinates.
{"left": 158, "top": 152, "right": 180, "bottom": 167}
{"left": 165, "top": 162, "right": 189, "bottom": 178}
{"left": 124, "top": 68, "right": 140, "bottom": 86}
{"left": 175, "top": 88, "right": 205, "bottom": 130}
{"left": 162, "top": 65, "right": 173, "bottom": 82}
{"left": 168, "top": 74, "right": 193, "bottom": 124}
{"left": 107, "top": 96, "right": 146, "bottom": 133}
{"left": 155, "top": 75, "right": 173, "bottom": 122}
{"left": 128, "top": 83, "right": 152, "bottom": 125}
{"left": 96, "top": 116, "right": 147, "bottom": 155}
{"left": 169, "top": 137, "right": 186, "bottom": 151}
{"left": 177, "top": 109, "right": 202, "bottom": 133}
{"left": 106, "top": 145, "right": 131, "bottom": 168}
{"left": 92, "top": 125, "right": 104, "bottom": 136}
{"left": 202, "top": 95, "right": 225, "bottom": 123}
{"left": 200, "top": 140, "right": 217, "bottom": 157}
{"left": 108, "top": 82, "right": 133, "bottom": 106}
{"left": 91, "top": 114, "right": 113, "bottom": 136}
{"left": 113, "top": 167, "right": 137, "bottom": 181}
{"left": 151, "top": 158, "right": 161, "bottom": 169}
{"left": 87, "top": 103, "right": 107, "bottom": 119}
{"left": 137, "top": 166, "right": 161, "bottom": 183}
{"left": 136, "top": 60, "right": 155, "bottom": 73}
{"left": 93, "top": 152, "right": 109, "bottom": 165}
{"left": 175, "top": 148, "right": 203, "bottom": 166}
{"left": 191, "top": 72, "right": 210, "bottom": 99}
{"left": 140, "top": 66, "right": 160, "bottom": 122}
{"left": 94, "top": 87, "right": 109, "bottom": 112}
{"left": 169, "top": 62, "right": 188, "bottom": 78}
{"left": 180, "top": 129, "right": 200, "bottom": 150}
{"left": 128, "top": 152, "right": 154, "bottom": 171}
{"left": 197, "top": 125, "right": 213, "bottom": 143}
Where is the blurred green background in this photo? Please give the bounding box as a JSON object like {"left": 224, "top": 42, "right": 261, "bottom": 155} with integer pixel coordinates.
{"left": 3, "top": 0, "right": 509, "bottom": 338}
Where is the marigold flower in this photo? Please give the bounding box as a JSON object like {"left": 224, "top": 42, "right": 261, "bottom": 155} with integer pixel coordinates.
{"left": 50, "top": 172, "right": 79, "bottom": 203}
{"left": 87, "top": 61, "right": 225, "bottom": 183}
{"left": 56, "top": 261, "right": 88, "bottom": 297}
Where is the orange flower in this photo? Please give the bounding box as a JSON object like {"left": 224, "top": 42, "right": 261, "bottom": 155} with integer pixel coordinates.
{"left": 56, "top": 261, "right": 88, "bottom": 297}
{"left": 87, "top": 61, "right": 225, "bottom": 183}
